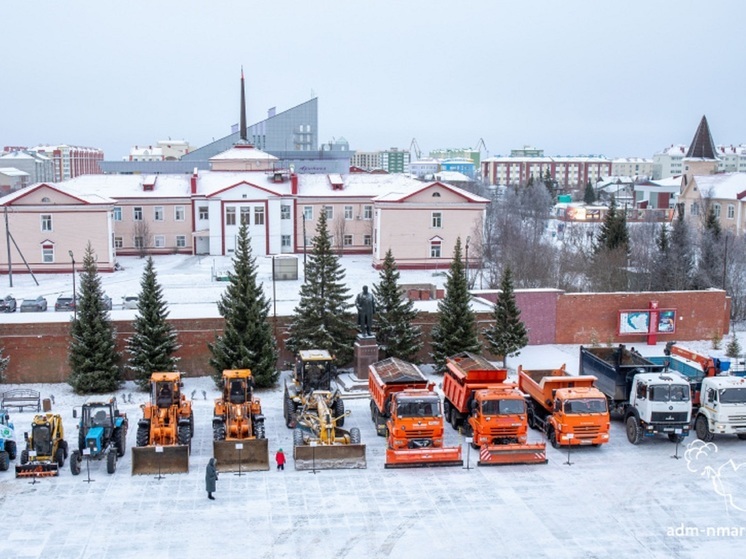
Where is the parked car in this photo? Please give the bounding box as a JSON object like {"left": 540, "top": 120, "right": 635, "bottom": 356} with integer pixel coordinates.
{"left": 0, "top": 295, "right": 17, "bottom": 313}
{"left": 54, "top": 294, "right": 77, "bottom": 312}
{"left": 20, "top": 296, "right": 48, "bottom": 312}
{"left": 122, "top": 295, "right": 139, "bottom": 309}
{"left": 102, "top": 294, "right": 113, "bottom": 310}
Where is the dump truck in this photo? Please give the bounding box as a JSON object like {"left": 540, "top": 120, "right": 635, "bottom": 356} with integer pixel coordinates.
{"left": 369, "top": 357, "right": 462, "bottom": 468}
{"left": 517, "top": 364, "right": 610, "bottom": 448}
{"left": 442, "top": 352, "right": 547, "bottom": 465}
{"left": 70, "top": 399, "right": 128, "bottom": 475}
{"left": 16, "top": 413, "right": 67, "bottom": 477}
{"left": 212, "top": 369, "right": 269, "bottom": 472}
{"left": 284, "top": 350, "right": 344, "bottom": 429}
{"left": 579, "top": 345, "right": 691, "bottom": 444}
{"left": 292, "top": 390, "right": 366, "bottom": 470}
{"left": 0, "top": 409, "right": 17, "bottom": 472}
{"left": 132, "top": 372, "right": 193, "bottom": 475}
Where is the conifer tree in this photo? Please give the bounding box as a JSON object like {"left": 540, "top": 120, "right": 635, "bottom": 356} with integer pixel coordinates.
{"left": 68, "top": 243, "right": 121, "bottom": 393}
{"left": 595, "top": 196, "right": 629, "bottom": 253}
{"left": 583, "top": 180, "right": 596, "bottom": 205}
{"left": 659, "top": 209, "right": 695, "bottom": 291}
{"left": 483, "top": 267, "right": 528, "bottom": 365}
{"left": 126, "top": 256, "right": 181, "bottom": 390}
{"left": 286, "top": 209, "right": 356, "bottom": 365}
{"left": 726, "top": 332, "right": 742, "bottom": 359}
{"left": 430, "top": 237, "right": 481, "bottom": 371}
{"left": 372, "top": 249, "right": 422, "bottom": 362}
{"left": 693, "top": 206, "right": 724, "bottom": 289}
{"left": 209, "top": 223, "right": 278, "bottom": 388}
{"left": 592, "top": 196, "right": 630, "bottom": 291}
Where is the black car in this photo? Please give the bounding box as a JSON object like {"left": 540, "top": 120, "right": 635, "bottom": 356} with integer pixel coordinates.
{"left": 54, "top": 294, "right": 77, "bottom": 312}
{"left": 20, "top": 296, "right": 48, "bottom": 312}
{"left": 0, "top": 295, "right": 16, "bottom": 313}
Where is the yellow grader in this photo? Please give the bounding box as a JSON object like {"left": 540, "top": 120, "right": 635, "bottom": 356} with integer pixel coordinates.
{"left": 212, "top": 369, "right": 269, "bottom": 472}
{"left": 16, "top": 413, "right": 68, "bottom": 477}
{"left": 131, "top": 372, "right": 193, "bottom": 475}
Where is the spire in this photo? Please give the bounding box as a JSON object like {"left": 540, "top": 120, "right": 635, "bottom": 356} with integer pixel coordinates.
{"left": 686, "top": 115, "right": 717, "bottom": 159}
{"left": 239, "top": 66, "right": 247, "bottom": 143}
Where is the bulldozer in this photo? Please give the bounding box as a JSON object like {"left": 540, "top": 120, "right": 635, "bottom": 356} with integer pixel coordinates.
{"left": 212, "top": 369, "right": 269, "bottom": 472}
{"left": 284, "top": 350, "right": 345, "bottom": 429}
{"left": 292, "top": 390, "right": 366, "bottom": 470}
{"left": 132, "top": 372, "right": 193, "bottom": 475}
{"left": 16, "top": 413, "right": 68, "bottom": 477}
{"left": 70, "top": 399, "right": 128, "bottom": 475}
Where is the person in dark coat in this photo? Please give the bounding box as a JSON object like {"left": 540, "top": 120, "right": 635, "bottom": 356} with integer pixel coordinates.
{"left": 275, "top": 448, "right": 286, "bottom": 471}
{"left": 205, "top": 458, "right": 218, "bottom": 500}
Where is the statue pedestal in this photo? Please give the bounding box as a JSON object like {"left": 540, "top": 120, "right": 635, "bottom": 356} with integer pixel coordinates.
{"left": 354, "top": 336, "right": 379, "bottom": 380}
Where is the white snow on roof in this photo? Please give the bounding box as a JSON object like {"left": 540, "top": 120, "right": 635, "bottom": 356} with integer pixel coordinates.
{"left": 63, "top": 174, "right": 191, "bottom": 199}
{"left": 434, "top": 170, "right": 470, "bottom": 182}
{"left": 0, "top": 167, "right": 29, "bottom": 177}
{"left": 209, "top": 144, "right": 279, "bottom": 162}
{"left": 693, "top": 172, "right": 746, "bottom": 199}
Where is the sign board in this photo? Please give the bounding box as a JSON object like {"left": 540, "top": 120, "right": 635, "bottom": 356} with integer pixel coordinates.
{"left": 155, "top": 446, "right": 164, "bottom": 453}
{"left": 82, "top": 448, "right": 91, "bottom": 456}
{"left": 235, "top": 443, "right": 244, "bottom": 450}
{"left": 618, "top": 309, "right": 676, "bottom": 335}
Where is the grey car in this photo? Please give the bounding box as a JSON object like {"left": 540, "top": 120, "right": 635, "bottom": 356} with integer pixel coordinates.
{"left": 20, "top": 296, "right": 48, "bottom": 312}
{"left": 54, "top": 294, "right": 77, "bottom": 312}
{"left": 0, "top": 295, "right": 16, "bottom": 313}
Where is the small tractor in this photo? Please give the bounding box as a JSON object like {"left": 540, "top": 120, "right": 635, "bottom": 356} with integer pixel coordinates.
{"left": 212, "top": 369, "right": 270, "bottom": 471}
{"left": 16, "top": 413, "right": 68, "bottom": 477}
{"left": 132, "top": 372, "right": 194, "bottom": 475}
{"left": 284, "top": 350, "right": 345, "bottom": 429}
{"left": 70, "top": 399, "right": 128, "bottom": 475}
{"left": 0, "top": 409, "right": 18, "bottom": 472}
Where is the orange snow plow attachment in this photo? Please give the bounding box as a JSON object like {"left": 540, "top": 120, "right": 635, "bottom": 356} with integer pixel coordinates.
{"left": 15, "top": 462, "right": 59, "bottom": 478}
{"left": 131, "top": 445, "right": 189, "bottom": 475}
{"left": 213, "top": 439, "right": 270, "bottom": 472}
{"left": 385, "top": 445, "right": 463, "bottom": 468}
{"left": 477, "top": 442, "right": 547, "bottom": 466}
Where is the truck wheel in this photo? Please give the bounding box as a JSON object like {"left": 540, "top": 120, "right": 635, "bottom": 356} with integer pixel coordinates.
{"left": 370, "top": 400, "right": 376, "bottom": 421}
{"left": 738, "top": 434, "right": 746, "bottom": 440}
{"left": 70, "top": 451, "right": 81, "bottom": 475}
{"left": 695, "top": 415, "right": 714, "bottom": 442}
{"left": 55, "top": 448, "right": 65, "bottom": 468}
{"left": 61, "top": 440, "right": 68, "bottom": 459}
{"left": 293, "top": 428, "right": 304, "bottom": 447}
{"left": 136, "top": 423, "right": 150, "bottom": 447}
{"left": 178, "top": 425, "right": 191, "bottom": 446}
{"left": 548, "top": 428, "right": 560, "bottom": 449}
{"left": 20, "top": 449, "right": 28, "bottom": 465}
{"left": 284, "top": 393, "right": 296, "bottom": 429}
{"left": 443, "top": 400, "right": 451, "bottom": 418}
{"left": 114, "top": 427, "right": 126, "bottom": 458}
{"left": 626, "top": 415, "right": 642, "bottom": 445}
{"left": 334, "top": 398, "right": 345, "bottom": 427}
{"left": 78, "top": 427, "right": 86, "bottom": 452}
{"left": 254, "top": 421, "right": 266, "bottom": 439}
{"left": 350, "top": 427, "right": 361, "bottom": 444}
{"left": 450, "top": 408, "right": 460, "bottom": 430}
{"left": 6, "top": 440, "right": 16, "bottom": 460}
{"left": 0, "top": 451, "right": 8, "bottom": 471}
{"left": 527, "top": 409, "right": 537, "bottom": 430}
{"left": 106, "top": 451, "right": 116, "bottom": 474}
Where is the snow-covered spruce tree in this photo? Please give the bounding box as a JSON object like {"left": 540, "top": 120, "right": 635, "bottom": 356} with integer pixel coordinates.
{"left": 483, "top": 266, "right": 528, "bottom": 366}
{"left": 285, "top": 208, "right": 356, "bottom": 365}
{"left": 209, "top": 223, "right": 278, "bottom": 388}
{"left": 126, "top": 256, "right": 181, "bottom": 390}
{"left": 726, "top": 332, "right": 742, "bottom": 359}
{"left": 372, "top": 248, "right": 422, "bottom": 362}
{"left": 68, "top": 243, "right": 121, "bottom": 394}
{"left": 430, "top": 237, "right": 481, "bottom": 371}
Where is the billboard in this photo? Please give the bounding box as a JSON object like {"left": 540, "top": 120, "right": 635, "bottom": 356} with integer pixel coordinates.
{"left": 618, "top": 309, "right": 676, "bottom": 335}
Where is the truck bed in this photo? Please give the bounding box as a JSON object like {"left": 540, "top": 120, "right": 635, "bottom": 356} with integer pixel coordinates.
{"left": 579, "top": 345, "right": 663, "bottom": 402}
{"left": 518, "top": 366, "right": 597, "bottom": 410}
{"left": 445, "top": 352, "right": 508, "bottom": 384}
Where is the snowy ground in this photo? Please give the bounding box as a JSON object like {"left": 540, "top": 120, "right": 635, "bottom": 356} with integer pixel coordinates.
{"left": 2, "top": 256, "right": 746, "bottom": 558}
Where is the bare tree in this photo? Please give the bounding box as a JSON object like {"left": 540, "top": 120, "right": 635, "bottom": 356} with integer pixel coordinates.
{"left": 133, "top": 221, "right": 152, "bottom": 258}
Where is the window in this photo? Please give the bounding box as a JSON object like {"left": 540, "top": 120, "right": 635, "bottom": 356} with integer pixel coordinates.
{"left": 343, "top": 234, "right": 353, "bottom": 246}
{"left": 176, "top": 235, "right": 186, "bottom": 248}
{"left": 226, "top": 207, "right": 236, "bottom": 225}
{"left": 154, "top": 235, "right": 165, "bottom": 248}
{"left": 324, "top": 206, "right": 333, "bottom": 220}
{"left": 254, "top": 207, "right": 265, "bottom": 225}
{"left": 114, "top": 237, "right": 123, "bottom": 249}
{"left": 199, "top": 206, "right": 209, "bottom": 220}
{"left": 174, "top": 206, "right": 185, "bottom": 221}
{"left": 113, "top": 207, "right": 122, "bottom": 221}
{"left": 363, "top": 234, "right": 372, "bottom": 247}
{"left": 303, "top": 206, "right": 313, "bottom": 221}
{"left": 240, "top": 207, "right": 250, "bottom": 225}
{"left": 41, "top": 214, "right": 52, "bottom": 232}
{"left": 690, "top": 203, "right": 699, "bottom": 216}
{"left": 344, "top": 206, "right": 353, "bottom": 220}
{"left": 281, "top": 205, "right": 291, "bottom": 220}
{"left": 363, "top": 205, "right": 373, "bottom": 220}
{"left": 281, "top": 235, "right": 291, "bottom": 248}
{"left": 134, "top": 207, "right": 143, "bottom": 221}
{"left": 42, "top": 244, "right": 54, "bottom": 263}
{"left": 430, "top": 240, "right": 442, "bottom": 258}
{"left": 134, "top": 236, "right": 144, "bottom": 249}
{"left": 432, "top": 192, "right": 441, "bottom": 198}
{"left": 728, "top": 204, "right": 735, "bottom": 219}
{"left": 154, "top": 206, "right": 164, "bottom": 221}
{"left": 713, "top": 203, "right": 721, "bottom": 219}
{"left": 432, "top": 212, "right": 442, "bottom": 228}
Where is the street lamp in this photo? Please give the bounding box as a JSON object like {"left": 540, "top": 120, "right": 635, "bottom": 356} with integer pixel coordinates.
{"left": 68, "top": 250, "right": 77, "bottom": 320}
{"left": 465, "top": 236, "right": 471, "bottom": 286}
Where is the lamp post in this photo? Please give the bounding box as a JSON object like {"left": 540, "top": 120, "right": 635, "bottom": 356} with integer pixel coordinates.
{"left": 465, "top": 236, "right": 471, "bottom": 287}
{"left": 68, "top": 250, "right": 77, "bottom": 320}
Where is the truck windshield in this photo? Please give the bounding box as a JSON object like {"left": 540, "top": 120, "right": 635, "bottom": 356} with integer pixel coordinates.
{"left": 564, "top": 399, "right": 607, "bottom": 414}
{"left": 397, "top": 398, "right": 441, "bottom": 418}
{"left": 482, "top": 399, "right": 525, "bottom": 415}
{"left": 649, "top": 384, "right": 690, "bottom": 402}
{"left": 720, "top": 388, "right": 746, "bottom": 404}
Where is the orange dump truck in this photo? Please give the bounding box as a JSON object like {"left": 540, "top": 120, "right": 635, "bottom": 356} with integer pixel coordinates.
{"left": 369, "top": 357, "right": 462, "bottom": 468}
{"left": 517, "top": 364, "right": 610, "bottom": 448}
{"left": 442, "top": 353, "right": 547, "bottom": 465}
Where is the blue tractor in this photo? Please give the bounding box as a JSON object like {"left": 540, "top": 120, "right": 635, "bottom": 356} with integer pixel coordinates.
{"left": 0, "top": 409, "right": 17, "bottom": 471}
{"left": 70, "top": 399, "right": 128, "bottom": 475}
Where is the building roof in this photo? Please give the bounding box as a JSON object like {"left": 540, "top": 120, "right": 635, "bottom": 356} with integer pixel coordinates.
{"left": 208, "top": 144, "right": 279, "bottom": 162}
{"left": 692, "top": 173, "right": 746, "bottom": 200}
{"left": 0, "top": 167, "right": 29, "bottom": 177}
{"left": 685, "top": 115, "right": 718, "bottom": 160}
{"left": 0, "top": 181, "right": 115, "bottom": 206}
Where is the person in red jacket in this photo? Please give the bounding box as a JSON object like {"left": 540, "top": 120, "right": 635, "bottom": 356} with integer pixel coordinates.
{"left": 275, "top": 448, "right": 286, "bottom": 471}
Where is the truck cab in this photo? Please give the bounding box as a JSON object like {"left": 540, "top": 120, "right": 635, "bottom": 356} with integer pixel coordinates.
{"left": 626, "top": 373, "right": 691, "bottom": 444}
{"left": 387, "top": 390, "right": 445, "bottom": 450}
{"left": 695, "top": 376, "right": 746, "bottom": 441}
{"left": 468, "top": 388, "right": 528, "bottom": 447}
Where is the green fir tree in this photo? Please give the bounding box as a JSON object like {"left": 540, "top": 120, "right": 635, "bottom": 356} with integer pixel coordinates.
{"left": 583, "top": 180, "right": 596, "bottom": 205}
{"left": 372, "top": 249, "right": 423, "bottom": 362}
{"left": 483, "top": 267, "right": 528, "bottom": 365}
{"left": 209, "top": 223, "right": 279, "bottom": 388}
{"left": 126, "top": 256, "right": 181, "bottom": 390}
{"left": 286, "top": 209, "right": 356, "bottom": 365}
{"left": 726, "top": 332, "right": 742, "bottom": 359}
{"left": 430, "top": 237, "right": 481, "bottom": 371}
{"left": 595, "top": 196, "right": 629, "bottom": 253}
{"left": 68, "top": 243, "right": 121, "bottom": 393}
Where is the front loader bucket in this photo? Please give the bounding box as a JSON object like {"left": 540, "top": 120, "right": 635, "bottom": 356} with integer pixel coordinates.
{"left": 213, "top": 439, "right": 270, "bottom": 472}
{"left": 131, "top": 445, "right": 189, "bottom": 475}
{"left": 15, "top": 462, "right": 59, "bottom": 478}
{"left": 477, "top": 443, "right": 547, "bottom": 466}
{"left": 293, "top": 444, "right": 367, "bottom": 470}
{"left": 384, "top": 446, "right": 463, "bottom": 469}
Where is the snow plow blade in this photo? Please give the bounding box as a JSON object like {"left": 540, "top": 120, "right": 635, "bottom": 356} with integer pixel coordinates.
{"left": 293, "top": 444, "right": 367, "bottom": 470}
{"left": 131, "top": 445, "right": 189, "bottom": 475}
{"left": 15, "top": 463, "right": 59, "bottom": 478}
{"left": 478, "top": 443, "right": 547, "bottom": 466}
{"left": 385, "top": 446, "right": 463, "bottom": 468}
{"left": 213, "top": 439, "right": 270, "bottom": 472}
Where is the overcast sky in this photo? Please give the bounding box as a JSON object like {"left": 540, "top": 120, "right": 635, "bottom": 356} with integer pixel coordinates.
{"left": 3, "top": 0, "right": 745, "bottom": 162}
